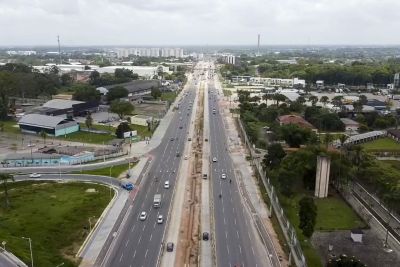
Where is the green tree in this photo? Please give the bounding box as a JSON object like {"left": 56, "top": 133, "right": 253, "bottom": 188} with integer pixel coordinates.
{"left": 85, "top": 113, "right": 93, "bottom": 129}
{"left": 263, "top": 143, "right": 286, "bottom": 170}
{"left": 299, "top": 196, "right": 317, "bottom": 238}
{"left": 279, "top": 124, "right": 314, "bottom": 148}
{"left": 72, "top": 84, "right": 101, "bottom": 102}
{"left": 151, "top": 87, "right": 162, "bottom": 99}
{"left": 110, "top": 100, "right": 134, "bottom": 119}
{"left": 39, "top": 130, "right": 47, "bottom": 145}
{"left": 309, "top": 95, "right": 318, "bottom": 106}
{"left": 60, "top": 73, "right": 73, "bottom": 86}
{"left": 320, "top": 96, "right": 329, "bottom": 106}
{"left": 273, "top": 94, "right": 287, "bottom": 106}
{"left": 115, "top": 122, "right": 131, "bottom": 138}
{"left": 0, "top": 173, "right": 14, "bottom": 209}
{"left": 327, "top": 254, "right": 366, "bottom": 267}
{"left": 107, "top": 86, "right": 128, "bottom": 102}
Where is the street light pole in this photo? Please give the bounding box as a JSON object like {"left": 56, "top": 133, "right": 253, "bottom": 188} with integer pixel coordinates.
{"left": 22, "top": 237, "right": 33, "bottom": 267}
{"left": 109, "top": 165, "right": 114, "bottom": 200}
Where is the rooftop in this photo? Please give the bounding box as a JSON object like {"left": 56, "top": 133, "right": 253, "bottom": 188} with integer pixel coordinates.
{"left": 18, "top": 114, "right": 75, "bottom": 129}
{"left": 340, "top": 118, "right": 360, "bottom": 126}
{"left": 42, "top": 99, "right": 84, "bottom": 110}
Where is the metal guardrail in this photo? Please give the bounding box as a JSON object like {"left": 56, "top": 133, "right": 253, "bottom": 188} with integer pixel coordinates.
{"left": 237, "top": 118, "right": 307, "bottom": 267}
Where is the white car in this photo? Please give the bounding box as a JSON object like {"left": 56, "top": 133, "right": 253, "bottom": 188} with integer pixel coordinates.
{"left": 157, "top": 215, "right": 164, "bottom": 224}
{"left": 221, "top": 173, "right": 226, "bottom": 179}
{"left": 139, "top": 211, "right": 147, "bottom": 221}
{"left": 184, "top": 155, "right": 188, "bottom": 160}
{"left": 29, "top": 173, "right": 41, "bottom": 178}
{"left": 164, "top": 181, "right": 170, "bottom": 189}
{"left": 212, "top": 157, "right": 217, "bottom": 162}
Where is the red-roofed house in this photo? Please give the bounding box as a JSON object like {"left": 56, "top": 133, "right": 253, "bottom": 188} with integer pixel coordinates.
{"left": 278, "top": 114, "right": 317, "bottom": 132}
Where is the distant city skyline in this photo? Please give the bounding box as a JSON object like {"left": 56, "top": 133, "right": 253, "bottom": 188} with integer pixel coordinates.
{"left": 1, "top": 0, "right": 399, "bottom": 46}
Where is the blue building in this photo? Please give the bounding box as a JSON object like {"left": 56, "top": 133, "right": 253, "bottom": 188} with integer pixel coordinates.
{"left": 18, "top": 114, "right": 79, "bottom": 136}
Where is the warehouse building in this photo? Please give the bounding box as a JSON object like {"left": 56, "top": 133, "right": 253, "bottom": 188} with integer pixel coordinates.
{"left": 18, "top": 114, "right": 79, "bottom": 136}
{"left": 32, "top": 99, "right": 99, "bottom": 117}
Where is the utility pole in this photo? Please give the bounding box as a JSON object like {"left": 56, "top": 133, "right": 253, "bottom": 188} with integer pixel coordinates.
{"left": 57, "top": 35, "right": 62, "bottom": 65}
{"left": 21, "top": 237, "right": 33, "bottom": 267}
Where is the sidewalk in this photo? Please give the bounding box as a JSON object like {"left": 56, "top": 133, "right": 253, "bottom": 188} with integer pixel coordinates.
{"left": 0, "top": 248, "right": 28, "bottom": 267}
{"left": 215, "top": 76, "right": 286, "bottom": 265}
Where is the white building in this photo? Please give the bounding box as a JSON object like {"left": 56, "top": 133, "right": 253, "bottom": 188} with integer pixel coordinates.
{"left": 6, "top": 50, "right": 37, "bottom": 56}
{"left": 250, "top": 77, "right": 306, "bottom": 88}
{"left": 115, "top": 47, "right": 184, "bottom": 58}
{"left": 221, "top": 54, "right": 236, "bottom": 65}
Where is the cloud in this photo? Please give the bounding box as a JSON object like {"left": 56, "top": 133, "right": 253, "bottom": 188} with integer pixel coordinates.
{"left": 0, "top": 0, "right": 399, "bottom": 45}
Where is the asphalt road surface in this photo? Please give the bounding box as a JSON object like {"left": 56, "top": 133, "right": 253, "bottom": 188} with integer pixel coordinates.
{"left": 208, "top": 77, "right": 271, "bottom": 266}
{"left": 99, "top": 77, "right": 198, "bottom": 267}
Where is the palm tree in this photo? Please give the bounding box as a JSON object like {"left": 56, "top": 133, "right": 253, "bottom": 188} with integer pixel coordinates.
{"left": 323, "top": 133, "right": 333, "bottom": 148}
{"left": 39, "top": 130, "right": 47, "bottom": 145}
{"left": 273, "top": 94, "right": 287, "bottom": 106}
{"left": 320, "top": 96, "right": 329, "bottom": 107}
{"left": 0, "top": 173, "right": 14, "bottom": 209}
{"left": 262, "top": 93, "right": 273, "bottom": 107}
{"left": 332, "top": 95, "right": 344, "bottom": 108}
{"left": 309, "top": 95, "right": 318, "bottom": 106}
{"left": 85, "top": 113, "right": 93, "bottom": 130}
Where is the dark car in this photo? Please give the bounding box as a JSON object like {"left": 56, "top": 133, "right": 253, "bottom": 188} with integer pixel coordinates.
{"left": 166, "top": 242, "right": 174, "bottom": 252}
{"left": 170, "top": 138, "right": 174, "bottom": 141}
{"left": 202, "top": 232, "right": 209, "bottom": 241}
{"left": 176, "top": 153, "right": 181, "bottom": 157}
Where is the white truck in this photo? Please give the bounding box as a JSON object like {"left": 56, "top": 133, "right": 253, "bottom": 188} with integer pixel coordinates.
{"left": 153, "top": 194, "right": 162, "bottom": 208}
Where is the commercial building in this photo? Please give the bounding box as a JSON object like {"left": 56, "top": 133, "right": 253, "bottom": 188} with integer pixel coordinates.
{"left": 104, "top": 80, "right": 161, "bottom": 96}
{"left": 18, "top": 114, "right": 79, "bottom": 136}
{"left": 250, "top": 77, "right": 306, "bottom": 88}
{"left": 34, "top": 99, "right": 98, "bottom": 117}
{"left": 1, "top": 152, "right": 63, "bottom": 167}
{"left": 130, "top": 115, "right": 153, "bottom": 126}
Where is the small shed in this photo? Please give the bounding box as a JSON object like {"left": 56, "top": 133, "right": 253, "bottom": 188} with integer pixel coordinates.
{"left": 350, "top": 229, "right": 364, "bottom": 243}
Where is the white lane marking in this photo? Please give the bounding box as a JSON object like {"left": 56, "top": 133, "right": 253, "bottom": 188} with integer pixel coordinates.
{"left": 234, "top": 218, "right": 236, "bottom": 225}
{"left": 119, "top": 253, "right": 123, "bottom": 262}
{"left": 125, "top": 239, "right": 129, "bottom": 247}
{"left": 251, "top": 246, "right": 255, "bottom": 256}
{"left": 131, "top": 225, "right": 135, "bottom": 232}
{"left": 138, "top": 235, "right": 142, "bottom": 244}
{"left": 145, "top": 249, "right": 148, "bottom": 258}
{"left": 225, "top": 231, "right": 228, "bottom": 239}
{"left": 236, "top": 231, "right": 239, "bottom": 239}
{"left": 239, "top": 245, "right": 242, "bottom": 254}
{"left": 150, "top": 234, "right": 153, "bottom": 241}
{"left": 224, "top": 217, "right": 226, "bottom": 225}
{"left": 227, "top": 246, "right": 230, "bottom": 255}
{"left": 133, "top": 250, "right": 137, "bottom": 259}
{"left": 142, "top": 224, "right": 146, "bottom": 231}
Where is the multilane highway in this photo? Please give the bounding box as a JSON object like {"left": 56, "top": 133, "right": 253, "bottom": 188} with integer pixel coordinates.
{"left": 99, "top": 73, "right": 200, "bottom": 267}
{"left": 207, "top": 67, "right": 271, "bottom": 267}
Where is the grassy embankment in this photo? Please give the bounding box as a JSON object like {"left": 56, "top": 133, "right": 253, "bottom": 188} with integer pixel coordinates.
{"left": 0, "top": 181, "right": 113, "bottom": 267}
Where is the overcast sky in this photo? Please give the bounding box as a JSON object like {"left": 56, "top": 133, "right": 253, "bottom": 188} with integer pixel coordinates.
{"left": 1, "top": 0, "right": 399, "bottom": 46}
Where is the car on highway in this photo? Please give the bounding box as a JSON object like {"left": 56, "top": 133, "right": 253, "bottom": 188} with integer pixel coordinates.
{"left": 221, "top": 173, "right": 226, "bottom": 179}
{"left": 29, "top": 173, "right": 41, "bottom": 178}
{"left": 157, "top": 215, "right": 164, "bottom": 224}
{"left": 176, "top": 152, "right": 181, "bottom": 157}
{"left": 212, "top": 157, "right": 217, "bottom": 162}
{"left": 202, "top": 232, "right": 209, "bottom": 241}
{"left": 139, "top": 211, "right": 147, "bottom": 221}
{"left": 188, "top": 137, "right": 192, "bottom": 141}
{"left": 179, "top": 126, "right": 183, "bottom": 129}
{"left": 164, "top": 181, "right": 170, "bottom": 189}
{"left": 166, "top": 242, "right": 174, "bottom": 252}
{"left": 170, "top": 137, "right": 174, "bottom": 141}
{"left": 184, "top": 155, "right": 188, "bottom": 160}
